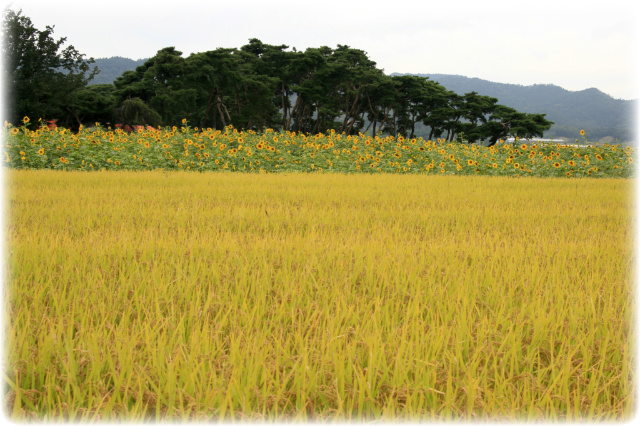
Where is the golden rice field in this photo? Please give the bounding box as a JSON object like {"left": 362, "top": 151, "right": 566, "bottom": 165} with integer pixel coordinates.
{"left": 4, "top": 170, "right": 635, "bottom": 421}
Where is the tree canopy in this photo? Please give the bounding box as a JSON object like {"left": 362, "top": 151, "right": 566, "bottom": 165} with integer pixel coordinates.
{"left": 2, "top": 9, "right": 98, "bottom": 127}
{"left": 3, "top": 10, "right": 552, "bottom": 143}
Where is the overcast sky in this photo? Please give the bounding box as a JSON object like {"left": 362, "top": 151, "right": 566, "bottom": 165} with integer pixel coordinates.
{"left": 4, "top": 0, "right": 639, "bottom": 100}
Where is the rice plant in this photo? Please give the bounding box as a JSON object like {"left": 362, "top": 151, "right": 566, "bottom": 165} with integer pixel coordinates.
{"left": 4, "top": 170, "right": 634, "bottom": 421}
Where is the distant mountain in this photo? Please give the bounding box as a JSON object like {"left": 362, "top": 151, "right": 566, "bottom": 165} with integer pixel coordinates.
{"left": 392, "top": 73, "right": 637, "bottom": 142}
{"left": 89, "top": 57, "right": 148, "bottom": 85}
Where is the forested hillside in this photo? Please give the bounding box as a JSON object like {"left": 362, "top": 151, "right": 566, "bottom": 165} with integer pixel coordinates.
{"left": 90, "top": 57, "right": 148, "bottom": 85}
{"left": 396, "top": 73, "right": 637, "bottom": 142}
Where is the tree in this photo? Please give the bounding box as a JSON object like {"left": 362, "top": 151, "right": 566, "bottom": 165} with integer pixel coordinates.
{"left": 389, "top": 75, "right": 450, "bottom": 139}
{"left": 455, "top": 92, "right": 499, "bottom": 143}
{"left": 183, "top": 48, "right": 243, "bottom": 129}
{"left": 485, "top": 105, "right": 554, "bottom": 146}
{"left": 114, "top": 97, "right": 162, "bottom": 129}
{"left": 113, "top": 47, "right": 197, "bottom": 127}
{"left": 363, "top": 74, "right": 397, "bottom": 137}
{"left": 2, "top": 9, "right": 97, "bottom": 127}
{"left": 70, "top": 84, "right": 116, "bottom": 125}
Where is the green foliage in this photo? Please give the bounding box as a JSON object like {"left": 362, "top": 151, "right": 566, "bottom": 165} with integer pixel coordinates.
{"left": 105, "top": 43, "right": 552, "bottom": 142}
{"left": 2, "top": 9, "right": 553, "bottom": 142}
{"left": 69, "top": 84, "right": 117, "bottom": 125}
{"left": 2, "top": 9, "right": 97, "bottom": 127}
{"left": 114, "top": 97, "right": 162, "bottom": 128}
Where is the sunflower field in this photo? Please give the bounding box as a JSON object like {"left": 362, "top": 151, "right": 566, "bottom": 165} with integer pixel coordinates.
{"left": 2, "top": 117, "right": 635, "bottom": 177}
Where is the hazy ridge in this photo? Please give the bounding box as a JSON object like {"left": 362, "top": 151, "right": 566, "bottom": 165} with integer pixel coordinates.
{"left": 394, "top": 73, "right": 636, "bottom": 142}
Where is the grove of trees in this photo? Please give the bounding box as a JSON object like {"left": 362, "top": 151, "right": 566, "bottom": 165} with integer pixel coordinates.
{"left": 3, "top": 10, "right": 553, "bottom": 145}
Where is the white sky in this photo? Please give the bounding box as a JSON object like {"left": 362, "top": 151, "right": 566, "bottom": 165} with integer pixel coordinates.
{"left": 3, "top": 0, "right": 639, "bottom": 100}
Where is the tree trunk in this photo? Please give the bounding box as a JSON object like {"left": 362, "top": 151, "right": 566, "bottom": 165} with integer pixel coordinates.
{"left": 376, "top": 107, "right": 391, "bottom": 137}
{"left": 66, "top": 107, "right": 82, "bottom": 131}
{"left": 217, "top": 102, "right": 227, "bottom": 128}
{"left": 203, "top": 88, "right": 218, "bottom": 127}
{"left": 281, "top": 83, "right": 288, "bottom": 129}
{"left": 288, "top": 95, "right": 302, "bottom": 131}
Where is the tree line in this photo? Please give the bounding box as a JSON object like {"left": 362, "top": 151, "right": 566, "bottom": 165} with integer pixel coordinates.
{"left": 3, "top": 10, "right": 553, "bottom": 145}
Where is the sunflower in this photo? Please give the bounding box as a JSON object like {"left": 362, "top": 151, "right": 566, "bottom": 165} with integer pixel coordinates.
{"left": 22, "top": 116, "right": 30, "bottom": 123}
{"left": 10, "top": 128, "right": 19, "bottom": 135}
{"left": 520, "top": 144, "right": 528, "bottom": 150}
{"left": 467, "top": 159, "right": 474, "bottom": 166}
{"left": 38, "top": 148, "right": 45, "bottom": 155}
{"left": 568, "top": 160, "right": 576, "bottom": 167}
{"left": 553, "top": 162, "right": 561, "bottom": 168}
{"left": 580, "top": 130, "right": 585, "bottom": 136}
{"left": 596, "top": 154, "right": 603, "bottom": 161}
